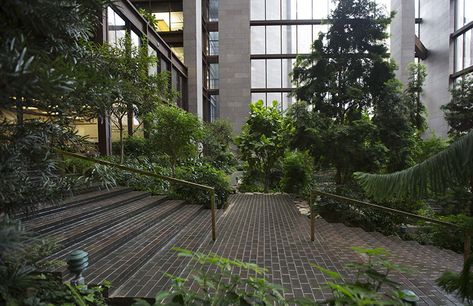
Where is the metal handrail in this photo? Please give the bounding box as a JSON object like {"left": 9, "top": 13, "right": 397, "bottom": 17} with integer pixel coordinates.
{"left": 309, "top": 189, "right": 470, "bottom": 261}
{"left": 55, "top": 149, "right": 217, "bottom": 241}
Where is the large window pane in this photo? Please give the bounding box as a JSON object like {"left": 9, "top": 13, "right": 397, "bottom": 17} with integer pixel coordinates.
{"left": 267, "top": 92, "right": 282, "bottom": 106}
{"left": 208, "top": 63, "right": 219, "bottom": 89}
{"left": 465, "top": 29, "right": 472, "bottom": 69}
{"left": 251, "top": 26, "right": 265, "bottom": 54}
{"left": 209, "top": 0, "right": 218, "bottom": 21}
{"left": 297, "top": 0, "right": 312, "bottom": 19}
{"left": 456, "top": 35, "right": 464, "bottom": 72}
{"left": 251, "top": 60, "right": 266, "bottom": 88}
{"left": 282, "top": 0, "right": 297, "bottom": 20}
{"left": 266, "top": 0, "right": 281, "bottom": 20}
{"left": 282, "top": 25, "right": 297, "bottom": 53}
{"left": 297, "top": 25, "right": 312, "bottom": 53}
{"left": 148, "top": 45, "right": 158, "bottom": 75}
{"left": 252, "top": 92, "right": 266, "bottom": 103}
{"left": 266, "top": 59, "right": 282, "bottom": 88}
{"left": 209, "top": 31, "right": 219, "bottom": 55}
{"left": 313, "top": 0, "right": 329, "bottom": 19}
{"left": 170, "top": 11, "right": 184, "bottom": 31}
{"left": 282, "top": 92, "right": 294, "bottom": 110}
{"left": 313, "top": 24, "right": 329, "bottom": 41}
{"left": 154, "top": 12, "right": 171, "bottom": 31}
{"left": 282, "top": 59, "right": 295, "bottom": 88}
{"left": 107, "top": 7, "right": 126, "bottom": 47}
{"left": 266, "top": 26, "right": 281, "bottom": 54}
{"left": 251, "top": 0, "right": 265, "bottom": 20}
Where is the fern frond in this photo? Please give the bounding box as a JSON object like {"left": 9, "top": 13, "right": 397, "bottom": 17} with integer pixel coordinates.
{"left": 354, "top": 131, "right": 473, "bottom": 201}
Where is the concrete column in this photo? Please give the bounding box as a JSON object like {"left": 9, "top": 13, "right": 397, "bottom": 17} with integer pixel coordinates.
{"left": 390, "top": 0, "right": 416, "bottom": 85}
{"left": 419, "top": 0, "right": 451, "bottom": 137}
{"left": 219, "top": 0, "right": 251, "bottom": 132}
{"left": 183, "top": 0, "right": 203, "bottom": 119}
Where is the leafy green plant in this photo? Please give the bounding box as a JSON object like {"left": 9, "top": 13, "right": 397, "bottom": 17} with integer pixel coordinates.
{"left": 0, "top": 216, "right": 110, "bottom": 305}
{"left": 304, "top": 247, "right": 406, "bottom": 305}
{"left": 147, "top": 106, "right": 203, "bottom": 175}
{"left": 355, "top": 131, "right": 473, "bottom": 201}
{"left": 437, "top": 253, "right": 473, "bottom": 304}
{"left": 280, "top": 150, "right": 314, "bottom": 194}
{"left": 441, "top": 76, "right": 473, "bottom": 138}
{"left": 173, "top": 163, "right": 230, "bottom": 208}
{"left": 237, "top": 100, "right": 293, "bottom": 192}
{"left": 134, "top": 248, "right": 288, "bottom": 306}
{"left": 201, "top": 120, "right": 237, "bottom": 174}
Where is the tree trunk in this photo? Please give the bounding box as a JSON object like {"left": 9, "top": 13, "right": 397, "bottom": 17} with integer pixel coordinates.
{"left": 16, "top": 99, "right": 24, "bottom": 126}
{"left": 335, "top": 168, "right": 342, "bottom": 185}
{"left": 264, "top": 166, "right": 270, "bottom": 193}
{"left": 119, "top": 120, "right": 124, "bottom": 164}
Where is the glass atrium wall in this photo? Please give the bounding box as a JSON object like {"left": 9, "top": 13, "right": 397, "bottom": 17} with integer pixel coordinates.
{"left": 453, "top": 0, "right": 473, "bottom": 80}
{"left": 250, "top": 0, "right": 389, "bottom": 110}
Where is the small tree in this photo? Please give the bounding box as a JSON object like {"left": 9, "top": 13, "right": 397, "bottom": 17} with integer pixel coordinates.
{"left": 201, "top": 119, "right": 237, "bottom": 174}
{"left": 291, "top": 0, "right": 397, "bottom": 182}
{"left": 146, "top": 106, "right": 203, "bottom": 175}
{"left": 404, "top": 63, "right": 428, "bottom": 132}
{"left": 237, "top": 100, "right": 292, "bottom": 192}
{"left": 442, "top": 76, "right": 473, "bottom": 138}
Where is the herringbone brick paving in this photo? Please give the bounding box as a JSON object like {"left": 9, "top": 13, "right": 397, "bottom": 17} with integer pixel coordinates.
{"left": 29, "top": 190, "right": 463, "bottom": 305}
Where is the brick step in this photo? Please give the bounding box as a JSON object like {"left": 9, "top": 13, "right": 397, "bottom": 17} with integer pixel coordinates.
{"left": 25, "top": 190, "right": 144, "bottom": 233}
{"left": 22, "top": 187, "right": 132, "bottom": 222}
{"left": 44, "top": 199, "right": 187, "bottom": 272}
{"left": 113, "top": 208, "right": 214, "bottom": 298}
{"left": 320, "top": 221, "right": 461, "bottom": 304}
{"left": 83, "top": 204, "right": 205, "bottom": 287}
{"left": 370, "top": 231, "right": 462, "bottom": 269}
{"left": 39, "top": 194, "right": 167, "bottom": 249}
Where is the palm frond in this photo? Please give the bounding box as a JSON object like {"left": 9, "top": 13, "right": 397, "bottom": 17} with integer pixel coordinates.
{"left": 354, "top": 131, "right": 473, "bottom": 201}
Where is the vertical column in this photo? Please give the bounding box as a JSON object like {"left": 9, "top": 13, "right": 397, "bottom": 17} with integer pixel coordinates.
{"left": 97, "top": 8, "right": 112, "bottom": 155}
{"left": 219, "top": 0, "right": 251, "bottom": 133}
{"left": 419, "top": 0, "right": 451, "bottom": 136}
{"left": 390, "top": 0, "right": 416, "bottom": 85}
{"left": 184, "top": 0, "right": 203, "bottom": 119}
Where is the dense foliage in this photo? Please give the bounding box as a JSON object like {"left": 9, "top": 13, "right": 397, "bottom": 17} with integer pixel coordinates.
{"left": 442, "top": 76, "right": 473, "bottom": 138}
{"left": 280, "top": 151, "right": 313, "bottom": 194}
{"left": 237, "top": 101, "right": 292, "bottom": 192}
{"left": 146, "top": 106, "right": 203, "bottom": 175}
{"left": 201, "top": 120, "right": 237, "bottom": 174}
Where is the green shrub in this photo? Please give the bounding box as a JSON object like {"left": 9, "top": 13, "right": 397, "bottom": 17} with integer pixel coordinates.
{"left": 146, "top": 106, "right": 203, "bottom": 175}
{"left": 415, "top": 134, "right": 449, "bottom": 163}
{"left": 112, "top": 136, "right": 151, "bottom": 158}
{"left": 201, "top": 120, "right": 237, "bottom": 174}
{"left": 280, "top": 151, "right": 313, "bottom": 194}
{"left": 173, "top": 163, "right": 230, "bottom": 208}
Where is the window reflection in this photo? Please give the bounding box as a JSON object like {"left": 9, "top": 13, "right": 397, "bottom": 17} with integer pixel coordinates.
{"left": 251, "top": 27, "right": 265, "bottom": 54}
{"left": 251, "top": 60, "right": 266, "bottom": 88}
{"left": 208, "top": 63, "right": 219, "bottom": 89}
{"left": 266, "top": 26, "right": 281, "bottom": 54}
{"left": 267, "top": 59, "right": 282, "bottom": 88}
{"left": 209, "top": 32, "right": 219, "bottom": 55}
{"left": 107, "top": 7, "right": 126, "bottom": 47}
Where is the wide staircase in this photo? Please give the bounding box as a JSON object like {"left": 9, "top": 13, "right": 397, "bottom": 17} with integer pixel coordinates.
{"left": 24, "top": 190, "right": 463, "bottom": 305}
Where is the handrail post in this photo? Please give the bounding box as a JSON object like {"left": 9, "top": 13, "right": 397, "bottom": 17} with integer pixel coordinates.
{"left": 210, "top": 189, "right": 216, "bottom": 241}
{"left": 310, "top": 192, "right": 315, "bottom": 242}
{"left": 464, "top": 230, "right": 471, "bottom": 262}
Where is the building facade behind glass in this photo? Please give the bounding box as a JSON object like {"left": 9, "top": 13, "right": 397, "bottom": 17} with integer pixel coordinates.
{"left": 121, "top": 0, "right": 472, "bottom": 136}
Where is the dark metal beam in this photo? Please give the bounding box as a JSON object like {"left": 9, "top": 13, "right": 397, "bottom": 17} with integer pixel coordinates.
{"left": 415, "top": 35, "right": 428, "bottom": 60}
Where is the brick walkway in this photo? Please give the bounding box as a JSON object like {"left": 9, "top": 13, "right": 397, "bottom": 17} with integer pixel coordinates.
{"left": 115, "top": 193, "right": 463, "bottom": 304}
{"left": 28, "top": 190, "right": 463, "bottom": 304}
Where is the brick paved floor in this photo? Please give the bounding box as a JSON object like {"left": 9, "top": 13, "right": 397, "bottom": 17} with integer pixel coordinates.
{"left": 113, "top": 193, "right": 463, "bottom": 305}
{"left": 30, "top": 190, "right": 463, "bottom": 305}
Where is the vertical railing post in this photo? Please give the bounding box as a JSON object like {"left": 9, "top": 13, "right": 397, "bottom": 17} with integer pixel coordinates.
{"left": 464, "top": 230, "right": 471, "bottom": 262}
{"left": 310, "top": 192, "right": 315, "bottom": 242}
{"left": 210, "top": 189, "right": 216, "bottom": 241}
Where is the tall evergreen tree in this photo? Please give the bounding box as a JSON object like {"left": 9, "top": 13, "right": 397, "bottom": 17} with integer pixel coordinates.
{"left": 291, "top": 0, "right": 396, "bottom": 182}
{"left": 442, "top": 76, "right": 473, "bottom": 138}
